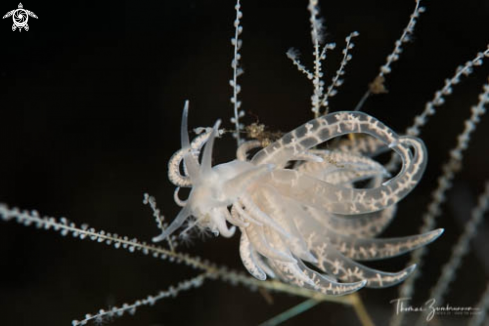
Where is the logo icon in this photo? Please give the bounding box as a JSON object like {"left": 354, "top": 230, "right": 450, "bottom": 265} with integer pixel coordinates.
{"left": 3, "top": 3, "right": 37, "bottom": 32}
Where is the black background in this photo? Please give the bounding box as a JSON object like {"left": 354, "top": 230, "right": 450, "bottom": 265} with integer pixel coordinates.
{"left": 0, "top": 0, "right": 488, "bottom": 325}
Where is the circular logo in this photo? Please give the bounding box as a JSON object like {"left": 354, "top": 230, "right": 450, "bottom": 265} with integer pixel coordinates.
{"left": 3, "top": 3, "right": 38, "bottom": 32}
{"left": 13, "top": 9, "right": 28, "bottom": 28}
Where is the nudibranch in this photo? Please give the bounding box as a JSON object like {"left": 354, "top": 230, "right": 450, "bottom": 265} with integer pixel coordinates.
{"left": 154, "top": 101, "right": 443, "bottom": 295}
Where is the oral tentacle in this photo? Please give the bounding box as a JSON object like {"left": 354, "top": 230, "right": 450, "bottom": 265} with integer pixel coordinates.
{"left": 213, "top": 208, "right": 236, "bottom": 237}
{"left": 152, "top": 205, "right": 191, "bottom": 242}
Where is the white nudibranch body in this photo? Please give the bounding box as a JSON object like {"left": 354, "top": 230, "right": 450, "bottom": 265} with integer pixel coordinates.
{"left": 154, "top": 101, "right": 443, "bottom": 295}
